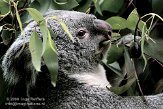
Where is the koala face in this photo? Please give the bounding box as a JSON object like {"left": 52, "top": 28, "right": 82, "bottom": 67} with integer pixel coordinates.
{"left": 45, "top": 11, "right": 112, "bottom": 73}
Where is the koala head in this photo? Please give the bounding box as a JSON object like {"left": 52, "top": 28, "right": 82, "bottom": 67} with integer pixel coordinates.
{"left": 45, "top": 10, "right": 112, "bottom": 74}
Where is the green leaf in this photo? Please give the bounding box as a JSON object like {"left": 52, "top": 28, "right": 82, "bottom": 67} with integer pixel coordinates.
{"left": 47, "top": 30, "right": 58, "bottom": 54}
{"left": 128, "top": 12, "right": 147, "bottom": 32}
{"left": 29, "top": 31, "right": 43, "bottom": 71}
{"left": 75, "top": 0, "right": 92, "bottom": 12}
{"left": 1, "top": 29, "right": 12, "bottom": 45}
{"left": 93, "top": 0, "right": 102, "bottom": 16}
{"left": 21, "top": 0, "right": 50, "bottom": 24}
{"left": 138, "top": 20, "right": 147, "bottom": 31}
{"left": 107, "top": 62, "right": 124, "bottom": 78}
{"left": 30, "top": 0, "right": 51, "bottom": 13}
{"left": 13, "top": 2, "right": 23, "bottom": 34}
{"left": 109, "top": 78, "right": 136, "bottom": 95}
{"left": 155, "top": 78, "right": 163, "bottom": 93}
{"left": 144, "top": 39, "right": 163, "bottom": 64}
{"left": 106, "top": 44, "right": 124, "bottom": 64}
{"left": 43, "top": 34, "right": 58, "bottom": 87}
{"left": 76, "top": 0, "right": 82, "bottom": 2}
{"left": 54, "top": 0, "right": 68, "bottom": 4}
{"left": 26, "top": 8, "right": 49, "bottom": 55}
{"left": 101, "top": 0, "right": 124, "bottom": 13}
{"left": 51, "top": 0, "right": 79, "bottom": 10}
{"left": 106, "top": 16, "right": 127, "bottom": 30}
{"left": 103, "top": 62, "right": 124, "bottom": 86}
{"left": 141, "top": 23, "right": 148, "bottom": 70}
{"left": 26, "top": 8, "right": 44, "bottom": 22}
{"left": 124, "top": 47, "right": 136, "bottom": 77}
{"left": 127, "top": 9, "right": 139, "bottom": 30}
{"left": 109, "top": 48, "right": 137, "bottom": 95}
{"left": 0, "top": 0, "right": 9, "bottom": 15}
{"left": 39, "top": 21, "right": 49, "bottom": 55}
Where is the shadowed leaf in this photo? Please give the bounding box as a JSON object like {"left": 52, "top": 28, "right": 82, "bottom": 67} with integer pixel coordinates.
{"left": 43, "top": 32, "right": 58, "bottom": 87}
{"left": 51, "top": 0, "right": 79, "bottom": 10}
{"left": 29, "top": 31, "right": 43, "bottom": 71}
{"left": 101, "top": 0, "right": 124, "bottom": 13}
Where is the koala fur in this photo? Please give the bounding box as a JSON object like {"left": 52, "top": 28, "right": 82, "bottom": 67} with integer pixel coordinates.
{"left": 1, "top": 10, "right": 163, "bottom": 109}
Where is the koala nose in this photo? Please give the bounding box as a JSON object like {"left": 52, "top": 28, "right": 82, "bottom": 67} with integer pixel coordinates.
{"left": 93, "top": 19, "right": 112, "bottom": 40}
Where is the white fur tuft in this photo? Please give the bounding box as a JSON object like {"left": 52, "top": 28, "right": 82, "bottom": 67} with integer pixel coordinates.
{"left": 69, "top": 64, "right": 111, "bottom": 88}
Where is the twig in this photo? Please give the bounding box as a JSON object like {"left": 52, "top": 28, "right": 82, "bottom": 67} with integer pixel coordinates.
{"left": 133, "top": 59, "right": 146, "bottom": 102}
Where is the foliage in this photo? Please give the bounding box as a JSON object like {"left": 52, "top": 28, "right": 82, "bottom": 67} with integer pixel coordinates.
{"left": 0, "top": 0, "right": 163, "bottom": 104}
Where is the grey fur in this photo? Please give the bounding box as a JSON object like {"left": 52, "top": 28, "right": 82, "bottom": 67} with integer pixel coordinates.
{"left": 2, "top": 10, "right": 163, "bottom": 109}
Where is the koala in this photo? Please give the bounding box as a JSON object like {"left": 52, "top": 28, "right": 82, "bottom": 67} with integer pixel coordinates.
{"left": 1, "top": 10, "right": 163, "bottom": 109}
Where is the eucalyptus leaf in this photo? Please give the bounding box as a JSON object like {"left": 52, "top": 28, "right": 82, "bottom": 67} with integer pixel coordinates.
{"left": 109, "top": 78, "right": 136, "bottom": 95}
{"left": 39, "top": 21, "right": 49, "bottom": 55}
{"left": 54, "top": 0, "right": 68, "bottom": 5}
{"left": 141, "top": 23, "right": 148, "bottom": 70}
{"left": 21, "top": 11, "right": 32, "bottom": 24}
{"left": 76, "top": 0, "right": 82, "bottom": 2}
{"left": 93, "top": 0, "right": 102, "bottom": 16}
{"left": 126, "top": 9, "right": 146, "bottom": 31}
{"left": 51, "top": 0, "right": 78, "bottom": 10}
{"left": 155, "top": 78, "right": 163, "bottom": 94}
{"left": 0, "top": 0, "right": 9, "bottom": 15}
{"left": 26, "top": 8, "right": 44, "bottom": 22}
{"left": 30, "top": 0, "right": 51, "bottom": 13}
{"left": 107, "top": 44, "right": 124, "bottom": 64}
{"left": 3, "top": 0, "right": 10, "bottom": 2}
{"left": 107, "top": 62, "right": 123, "bottom": 78}
{"left": 1, "top": 29, "right": 12, "bottom": 45}
{"left": 13, "top": 2, "right": 23, "bottom": 34}
{"left": 106, "top": 16, "right": 127, "bottom": 30}
{"left": 101, "top": 0, "right": 124, "bottom": 13}
{"left": 43, "top": 34, "right": 58, "bottom": 87}
{"left": 26, "top": 8, "right": 49, "bottom": 55}
{"left": 138, "top": 20, "right": 147, "bottom": 31}
{"left": 144, "top": 39, "right": 163, "bottom": 64}
{"left": 127, "top": 9, "right": 139, "bottom": 30}
{"left": 47, "top": 30, "right": 58, "bottom": 54}
{"left": 123, "top": 47, "right": 135, "bottom": 78}
{"left": 75, "top": 0, "right": 92, "bottom": 12}
{"left": 29, "top": 31, "right": 43, "bottom": 71}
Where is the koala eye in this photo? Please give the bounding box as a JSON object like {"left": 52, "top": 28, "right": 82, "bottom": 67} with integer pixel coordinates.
{"left": 78, "top": 30, "right": 86, "bottom": 36}
{"left": 107, "top": 31, "right": 112, "bottom": 36}
{"left": 77, "top": 28, "right": 88, "bottom": 39}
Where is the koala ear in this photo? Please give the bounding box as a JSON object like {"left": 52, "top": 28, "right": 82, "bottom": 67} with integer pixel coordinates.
{"left": 2, "top": 39, "right": 37, "bottom": 85}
